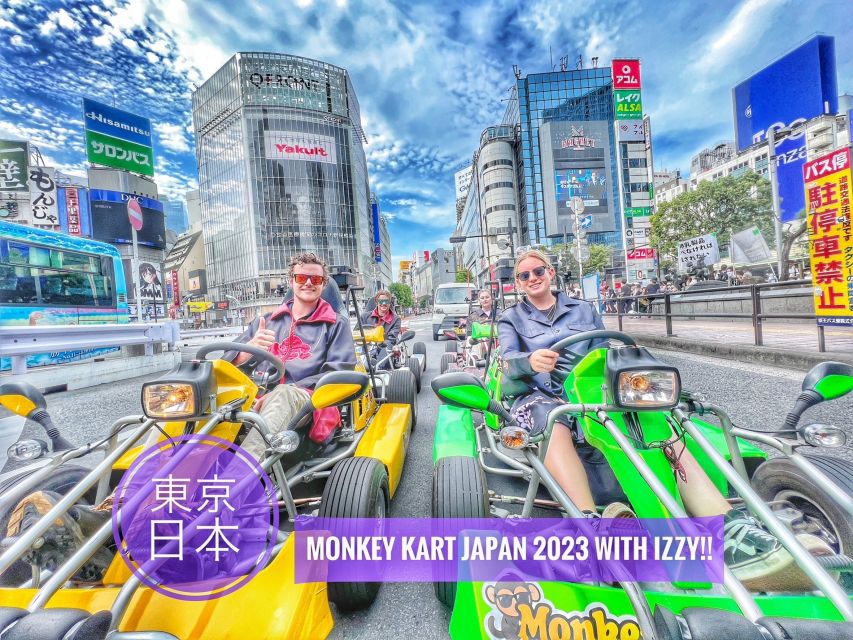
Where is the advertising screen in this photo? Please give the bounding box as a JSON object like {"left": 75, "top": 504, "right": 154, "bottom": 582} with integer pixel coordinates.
{"left": 540, "top": 121, "right": 615, "bottom": 236}
{"left": 732, "top": 36, "right": 837, "bottom": 221}
{"left": 89, "top": 189, "right": 166, "bottom": 249}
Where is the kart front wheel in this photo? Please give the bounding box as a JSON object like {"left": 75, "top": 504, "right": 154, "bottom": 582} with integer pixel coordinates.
{"left": 751, "top": 455, "right": 853, "bottom": 558}
{"left": 318, "top": 457, "right": 389, "bottom": 612}
{"left": 406, "top": 357, "right": 422, "bottom": 393}
{"left": 432, "top": 456, "right": 490, "bottom": 607}
{"left": 412, "top": 342, "right": 427, "bottom": 371}
{"left": 387, "top": 368, "right": 417, "bottom": 430}
{"left": 440, "top": 353, "right": 456, "bottom": 375}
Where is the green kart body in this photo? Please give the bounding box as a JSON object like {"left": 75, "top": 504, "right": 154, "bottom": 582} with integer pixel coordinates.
{"left": 431, "top": 344, "right": 853, "bottom": 639}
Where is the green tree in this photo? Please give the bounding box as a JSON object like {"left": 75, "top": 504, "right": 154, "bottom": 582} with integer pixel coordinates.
{"left": 389, "top": 282, "right": 412, "bottom": 308}
{"left": 553, "top": 243, "right": 612, "bottom": 278}
{"left": 455, "top": 269, "right": 473, "bottom": 283}
{"left": 649, "top": 171, "right": 775, "bottom": 271}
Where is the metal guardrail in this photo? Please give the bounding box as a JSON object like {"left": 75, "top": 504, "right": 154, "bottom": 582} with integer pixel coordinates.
{"left": 593, "top": 279, "right": 842, "bottom": 352}
{"left": 0, "top": 322, "right": 181, "bottom": 375}
{"left": 179, "top": 327, "right": 243, "bottom": 340}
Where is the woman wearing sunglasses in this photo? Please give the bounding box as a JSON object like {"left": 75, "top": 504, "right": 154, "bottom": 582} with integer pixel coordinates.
{"left": 497, "top": 249, "right": 831, "bottom": 589}
{"left": 360, "top": 289, "right": 401, "bottom": 370}
{"left": 226, "top": 252, "right": 356, "bottom": 458}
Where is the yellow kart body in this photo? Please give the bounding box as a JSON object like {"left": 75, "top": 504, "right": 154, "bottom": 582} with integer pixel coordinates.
{"left": 0, "top": 354, "right": 413, "bottom": 639}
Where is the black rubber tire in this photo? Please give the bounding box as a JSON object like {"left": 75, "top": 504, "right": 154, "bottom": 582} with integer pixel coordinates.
{"left": 412, "top": 342, "right": 427, "bottom": 371}
{"left": 1, "top": 608, "right": 92, "bottom": 640}
{"left": 386, "top": 368, "right": 417, "bottom": 430}
{"left": 751, "top": 455, "right": 853, "bottom": 556}
{"left": 445, "top": 341, "right": 457, "bottom": 353}
{"left": 406, "top": 357, "right": 422, "bottom": 393}
{"left": 317, "top": 457, "right": 389, "bottom": 612}
{"left": 432, "top": 456, "right": 490, "bottom": 607}
{"left": 440, "top": 353, "right": 456, "bottom": 375}
{"left": 680, "top": 607, "right": 766, "bottom": 640}
{"left": 0, "top": 465, "right": 94, "bottom": 587}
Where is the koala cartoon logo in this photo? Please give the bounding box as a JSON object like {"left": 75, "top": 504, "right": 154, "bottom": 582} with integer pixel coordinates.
{"left": 484, "top": 577, "right": 543, "bottom": 640}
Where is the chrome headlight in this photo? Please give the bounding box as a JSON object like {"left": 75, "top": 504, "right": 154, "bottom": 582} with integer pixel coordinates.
{"left": 801, "top": 423, "right": 847, "bottom": 448}
{"left": 142, "top": 383, "right": 198, "bottom": 419}
{"left": 615, "top": 369, "right": 681, "bottom": 408}
{"left": 499, "top": 426, "right": 530, "bottom": 449}
{"left": 268, "top": 430, "right": 300, "bottom": 454}
{"left": 8, "top": 439, "right": 46, "bottom": 462}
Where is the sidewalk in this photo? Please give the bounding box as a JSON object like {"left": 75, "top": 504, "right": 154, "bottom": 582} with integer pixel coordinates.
{"left": 601, "top": 315, "right": 853, "bottom": 370}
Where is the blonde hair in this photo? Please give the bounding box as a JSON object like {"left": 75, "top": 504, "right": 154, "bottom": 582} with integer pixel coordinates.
{"left": 514, "top": 249, "right": 553, "bottom": 279}
{"left": 374, "top": 289, "right": 392, "bottom": 301}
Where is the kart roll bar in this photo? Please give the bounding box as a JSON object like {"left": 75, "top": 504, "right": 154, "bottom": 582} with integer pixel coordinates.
{"left": 688, "top": 401, "right": 853, "bottom": 520}
{"left": 349, "top": 287, "right": 380, "bottom": 398}
{"left": 672, "top": 406, "right": 853, "bottom": 620}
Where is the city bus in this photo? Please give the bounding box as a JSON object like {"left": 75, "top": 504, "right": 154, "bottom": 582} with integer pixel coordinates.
{"left": 0, "top": 221, "right": 129, "bottom": 369}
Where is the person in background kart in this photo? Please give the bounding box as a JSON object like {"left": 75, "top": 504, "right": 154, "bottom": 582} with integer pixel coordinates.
{"left": 227, "top": 252, "right": 356, "bottom": 458}
{"left": 498, "top": 249, "right": 832, "bottom": 592}
{"left": 466, "top": 289, "right": 501, "bottom": 361}
{"left": 360, "top": 289, "right": 401, "bottom": 371}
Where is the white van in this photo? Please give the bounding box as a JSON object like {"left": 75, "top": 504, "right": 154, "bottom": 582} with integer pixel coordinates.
{"left": 432, "top": 282, "right": 476, "bottom": 341}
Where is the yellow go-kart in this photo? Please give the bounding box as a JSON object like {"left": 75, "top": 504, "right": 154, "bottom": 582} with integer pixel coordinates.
{"left": 0, "top": 288, "right": 416, "bottom": 639}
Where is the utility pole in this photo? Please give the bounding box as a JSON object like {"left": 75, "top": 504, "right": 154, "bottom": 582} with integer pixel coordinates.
{"left": 766, "top": 127, "right": 785, "bottom": 279}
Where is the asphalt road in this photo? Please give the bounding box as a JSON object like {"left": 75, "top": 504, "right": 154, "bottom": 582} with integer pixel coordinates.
{"left": 18, "top": 322, "right": 853, "bottom": 638}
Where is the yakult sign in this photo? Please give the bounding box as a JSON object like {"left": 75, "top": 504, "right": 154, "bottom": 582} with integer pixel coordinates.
{"left": 264, "top": 132, "right": 336, "bottom": 164}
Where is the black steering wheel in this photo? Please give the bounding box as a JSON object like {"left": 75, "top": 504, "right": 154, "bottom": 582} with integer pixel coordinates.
{"left": 196, "top": 341, "right": 286, "bottom": 385}
{"left": 550, "top": 330, "right": 637, "bottom": 367}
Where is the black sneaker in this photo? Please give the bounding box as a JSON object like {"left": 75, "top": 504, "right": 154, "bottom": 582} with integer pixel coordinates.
{"left": 724, "top": 511, "right": 833, "bottom": 591}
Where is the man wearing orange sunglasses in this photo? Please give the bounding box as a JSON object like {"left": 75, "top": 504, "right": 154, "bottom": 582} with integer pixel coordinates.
{"left": 226, "top": 252, "right": 355, "bottom": 457}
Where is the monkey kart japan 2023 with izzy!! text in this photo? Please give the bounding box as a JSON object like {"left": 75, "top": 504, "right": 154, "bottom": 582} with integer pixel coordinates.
{"left": 429, "top": 325, "right": 853, "bottom": 640}
{"left": 0, "top": 276, "right": 418, "bottom": 640}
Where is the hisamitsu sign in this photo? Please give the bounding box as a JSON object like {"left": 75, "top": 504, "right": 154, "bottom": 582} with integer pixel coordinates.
{"left": 83, "top": 98, "right": 153, "bottom": 148}
{"left": 83, "top": 98, "right": 155, "bottom": 177}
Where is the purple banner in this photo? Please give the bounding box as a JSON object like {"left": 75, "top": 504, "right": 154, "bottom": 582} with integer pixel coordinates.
{"left": 294, "top": 517, "right": 724, "bottom": 584}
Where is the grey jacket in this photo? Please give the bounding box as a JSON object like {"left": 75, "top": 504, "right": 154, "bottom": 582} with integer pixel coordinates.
{"left": 360, "top": 308, "right": 401, "bottom": 351}
{"left": 497, "top": 292, "right": 605, "bottom": 397}
{"left": 226, "top": 298, "right": 356, "bottom": 389}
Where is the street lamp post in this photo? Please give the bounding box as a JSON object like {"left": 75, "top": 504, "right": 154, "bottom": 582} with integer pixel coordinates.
{"left": 767, "top": 127, "right": 786, "bottom": 279}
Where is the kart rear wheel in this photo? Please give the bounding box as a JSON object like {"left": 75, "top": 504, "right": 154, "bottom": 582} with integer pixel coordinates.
{"left": 445, "top": 341, "right": 457, "bottom": 353}
{"left": 431, "top": 456, "right": 490, "bottom": 607}
{"left": 0, "top": 465, "right": 94, "bottom": 587}
{"left": 317, "top": 457, "right": 389, "bottom": 612}
{"left": 406, "top": 357, "right": 422, "bottom": 393}
{"left": 386, "top": 368, "right": 417, "bottom": 430}
{"left": 751, "top": 455, "right": 853, "bottom": 559}
{"left": 412, "top": 342, "right": 427, "bottom": 371}
{"left": 440, "top": 353, "right": 456, "bottom": 375}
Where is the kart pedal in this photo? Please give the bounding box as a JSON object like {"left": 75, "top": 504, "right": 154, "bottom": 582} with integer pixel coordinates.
{"left": 490, "top": 506, "right": 511, "bottom": 518}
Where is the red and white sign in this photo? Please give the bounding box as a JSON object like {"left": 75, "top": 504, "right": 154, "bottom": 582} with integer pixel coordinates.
{"left": 612, "top": 59, "right": 641, "bottom": 90}
{"left": 627, "top": 248, "right": 656, "bottom": 260}
{"left": 170, "top": 270, "right": 180, "bottom": 303}
{"left": 803, "top": 147, "right": 850, "bottom": 182}
{"left": 66, "top": 188, "right": 81, "bottom": 235}
{"left": 263, "top": 132, "right": 337, "bottom": 164}
{"left": 127, "top": 198, "right": 143, "bottom": 231}
{"left": 424, "top": 250, "right": 430, "bottom": 263}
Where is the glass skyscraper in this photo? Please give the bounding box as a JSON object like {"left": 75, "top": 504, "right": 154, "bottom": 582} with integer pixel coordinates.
{"left": 503, "top": 68, "right": 622, "bottom": 249}
{"left": 192, "top": 53, "right": 374, "bottom": 312}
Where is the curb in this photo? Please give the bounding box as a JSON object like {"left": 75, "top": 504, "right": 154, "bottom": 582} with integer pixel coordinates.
{"left": 628, "top": 333, "right": 853, "bottom": 371}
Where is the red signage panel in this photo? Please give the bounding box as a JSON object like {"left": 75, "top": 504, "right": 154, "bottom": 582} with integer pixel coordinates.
{"left": 612, "top": 59, "right": 641, "bottom": 90}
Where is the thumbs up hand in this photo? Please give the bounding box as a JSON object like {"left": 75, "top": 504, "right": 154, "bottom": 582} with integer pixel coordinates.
{"left": 248, "top": 315, "right": 277, "bottom": 351}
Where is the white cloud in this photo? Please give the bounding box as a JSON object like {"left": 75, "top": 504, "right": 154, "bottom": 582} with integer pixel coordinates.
{"left": 154, "top": 122, "right": 190, "bottom": 153}
{"left": 56, "top": 8, "right": 80, "bottom": 31}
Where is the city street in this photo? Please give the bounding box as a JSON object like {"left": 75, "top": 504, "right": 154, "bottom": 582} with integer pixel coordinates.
{"left": 22, "top": 320, "right": 853, "bottom": 638}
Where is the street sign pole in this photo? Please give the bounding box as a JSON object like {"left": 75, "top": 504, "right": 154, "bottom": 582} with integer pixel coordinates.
{"left": 131, "top": 226, "right": 142, "bottom": 322}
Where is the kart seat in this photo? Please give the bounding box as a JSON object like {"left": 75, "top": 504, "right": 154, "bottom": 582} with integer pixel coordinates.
{"left": 282, "top": 280, "right": 346, "bottom": 315}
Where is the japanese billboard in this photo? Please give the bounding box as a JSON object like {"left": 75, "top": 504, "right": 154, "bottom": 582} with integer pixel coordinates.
{"left": 613, "top": 90, "right": 643, "bottom": 120}
{"left": 83, "top": 98, "right": 154, "bottom": 177}
{"left": 372, "top": 202, "right": 382, "bottom": 263}
{"left": 0, "top": 140, "right": 29, "bottom": 192}
{"left": 802, "top": 147, "right": 852, "bottom": 326}
{"left": 263, "top": 131, "right": 337, "bottom": 164}
{"left": 677, "top": 233, "right": 720, "bottom": 273}
{"left": 57, "top": 187, "right": 92, "bottom": 237}
{"left": 616, "top": 120, "right": 644, "bottom": 142}
{"left": 28, "top": 166, "right": 58, "bottom": 228}
{"left": 399, "top": 260, "right": 412, "bottom": 271}
{"left": 611, "top": 59, "right": 641, "bottom": 89}
{"left": 540, "top": 121, "right": 615, "bottom": 237}
{"left": 89, "top": 189, "right": 166, "bottom": 249}
{"left": 732, "top": 36, "right": 838, "bottom": 222}
{"left": 454, "top": 165, "right": 473, "bottom": 199}
{"left": 0, "top": 192, "right": 31, "bottom": 224}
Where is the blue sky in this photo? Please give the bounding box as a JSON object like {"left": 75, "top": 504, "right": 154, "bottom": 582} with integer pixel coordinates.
{"left": 0, "top": 0, "right": 850, "bottom": 277}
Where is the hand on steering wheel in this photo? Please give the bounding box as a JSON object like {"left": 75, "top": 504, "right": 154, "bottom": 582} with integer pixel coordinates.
{"left": 195, "top": 341, "right": 286, "bottom": 387}
{"left": 549, "top": 330, "right": 638, "bottom": 368}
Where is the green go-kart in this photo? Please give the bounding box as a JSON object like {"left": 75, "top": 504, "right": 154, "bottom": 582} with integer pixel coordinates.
{"left": 430, "top": 329, "right": 853, "bottom": 639}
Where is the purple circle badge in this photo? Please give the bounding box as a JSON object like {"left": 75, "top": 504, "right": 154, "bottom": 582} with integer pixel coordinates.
{"left": 112, "top": 434, "right": 279, "bottom": 600}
